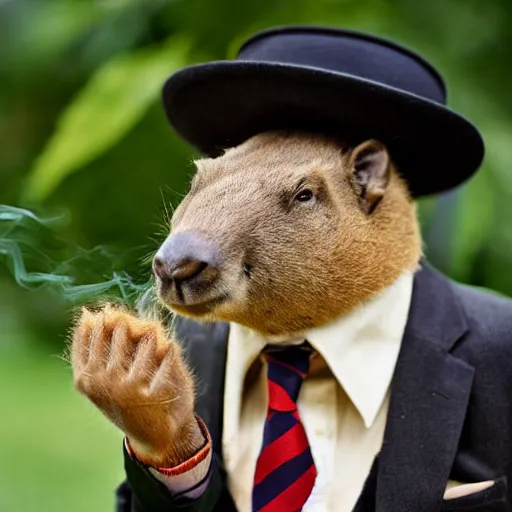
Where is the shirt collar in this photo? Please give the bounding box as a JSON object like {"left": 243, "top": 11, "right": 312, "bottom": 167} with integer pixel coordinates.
{"left": 227, "top": 270, "right": 414, "bottom": 428}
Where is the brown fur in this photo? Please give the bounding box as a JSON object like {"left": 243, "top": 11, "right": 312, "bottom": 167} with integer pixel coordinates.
{"left": 70, "top": 130, "right": 422, "bottom": 466}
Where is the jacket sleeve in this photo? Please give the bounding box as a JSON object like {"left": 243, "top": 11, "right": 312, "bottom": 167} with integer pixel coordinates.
{"left": 118, "top": 442, "right": 227, "bottom": 512}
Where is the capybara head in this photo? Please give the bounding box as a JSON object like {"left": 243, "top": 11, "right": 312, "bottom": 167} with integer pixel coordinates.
{"left": 153, "top": 131, "right": 422, "bottom": 337}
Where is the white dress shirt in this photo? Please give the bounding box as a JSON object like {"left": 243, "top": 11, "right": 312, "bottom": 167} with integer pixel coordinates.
{"left": 222, "top": 271, "right": 414, "bottom": 512}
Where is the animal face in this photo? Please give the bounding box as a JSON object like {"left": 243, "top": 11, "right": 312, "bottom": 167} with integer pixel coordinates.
{"left": 153, "top": 131, "right": 421, "bottom": 337}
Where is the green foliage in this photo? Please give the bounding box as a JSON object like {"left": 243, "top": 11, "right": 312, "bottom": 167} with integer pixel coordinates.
{"left": 24, "top": 35, "right": 191, "bottom": 202}
{"left": 0, "top": 335, "right": 123, "bottom": 512}
{"left": 450, "top": 171, "right": 494, "bottom": 282}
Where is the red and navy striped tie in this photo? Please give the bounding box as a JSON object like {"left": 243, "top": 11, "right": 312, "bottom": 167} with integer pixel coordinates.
{"left": 252, "top": 344, "right": 317, "bottom": 512}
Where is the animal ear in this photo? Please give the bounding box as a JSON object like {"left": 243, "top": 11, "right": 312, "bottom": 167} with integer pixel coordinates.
{"left": 348, "top": 139, "right": 390, "bottom": 214}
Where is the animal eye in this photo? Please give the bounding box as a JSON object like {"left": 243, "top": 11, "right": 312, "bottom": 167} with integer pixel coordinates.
{"left": 295, "top": 189, "right": 314, "bottom": 202}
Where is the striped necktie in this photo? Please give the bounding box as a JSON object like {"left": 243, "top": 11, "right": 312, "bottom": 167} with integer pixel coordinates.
{"left": 252, "top": 344, "right": 317, "bottom": 512}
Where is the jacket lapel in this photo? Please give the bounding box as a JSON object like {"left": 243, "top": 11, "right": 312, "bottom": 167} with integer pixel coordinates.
{"left": 376, "top": 262, "right": 475, "bottom": 512}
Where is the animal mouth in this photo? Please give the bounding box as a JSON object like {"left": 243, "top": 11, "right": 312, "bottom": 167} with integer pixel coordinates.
{"left": 166, "top": 293, "right": 230, "bottom": 316}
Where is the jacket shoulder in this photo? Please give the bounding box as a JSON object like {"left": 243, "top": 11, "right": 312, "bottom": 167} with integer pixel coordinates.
{"left": 453, "top": 281, "right": 512, "bottom": 334}
{"left": 450, "top": 280, "right": 512, "bottom": 370}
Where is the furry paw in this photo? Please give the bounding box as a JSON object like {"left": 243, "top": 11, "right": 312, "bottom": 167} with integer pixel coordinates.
{"left": 70, "top": 305, "right": 203, "bottom": 466}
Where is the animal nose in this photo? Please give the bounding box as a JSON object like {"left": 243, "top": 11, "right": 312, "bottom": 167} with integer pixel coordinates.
{"left": 152, "top": 231, "right": 218, "bottom": 283}
{"left": 153, "top": 255, "right": 207, "bottom": 282}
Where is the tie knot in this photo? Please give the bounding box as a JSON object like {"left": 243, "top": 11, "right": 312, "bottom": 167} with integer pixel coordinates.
{"left": 263, "top": 344, "right": 311, "bottom": 412}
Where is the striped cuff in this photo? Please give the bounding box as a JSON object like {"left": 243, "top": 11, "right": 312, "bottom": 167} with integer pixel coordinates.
{"left": 125, "top": 415, "right": 212, "bottom": 497}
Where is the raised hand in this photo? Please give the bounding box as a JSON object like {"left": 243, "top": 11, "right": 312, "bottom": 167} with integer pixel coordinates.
{"left": 70, "top": 305, "right": 204, "bottom": 467}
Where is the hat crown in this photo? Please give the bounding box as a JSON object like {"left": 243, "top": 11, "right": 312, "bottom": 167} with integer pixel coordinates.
{"left": 162, "top": 24, "right": 485, "bottom": 197}
{"left": 237, "top": 26, "right": 446, "bottom": 106}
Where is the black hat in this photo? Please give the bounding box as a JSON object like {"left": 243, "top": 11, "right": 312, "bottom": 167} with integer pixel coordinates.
{"left": 162, "top": 26, "right": 484, "bottom": 197}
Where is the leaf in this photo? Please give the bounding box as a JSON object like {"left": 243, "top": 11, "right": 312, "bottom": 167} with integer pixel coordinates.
{"left": 23, "top": 35, "right": 191, "bottom": 203}
{"left": 448, "top": 166, "right": 494, "bottom": 282}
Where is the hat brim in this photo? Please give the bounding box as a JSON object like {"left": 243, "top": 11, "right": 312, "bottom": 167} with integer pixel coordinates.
{"left": 162, "top": 61, "right": 484, "bottom": 197}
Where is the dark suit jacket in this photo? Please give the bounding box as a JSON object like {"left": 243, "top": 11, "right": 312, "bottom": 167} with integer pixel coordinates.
{"left": 115, "top": 261, "right": 512, "bottom": 511}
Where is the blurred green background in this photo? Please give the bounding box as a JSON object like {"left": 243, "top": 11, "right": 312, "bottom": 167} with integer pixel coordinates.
{"left": 1, "top": 0, "right": 512, "bottom": 510}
